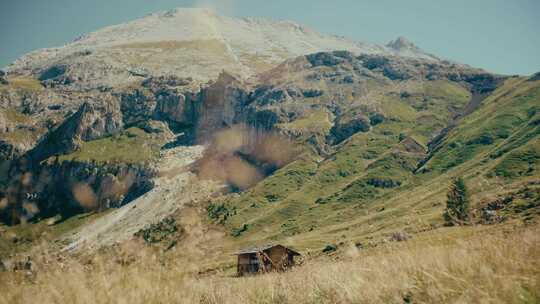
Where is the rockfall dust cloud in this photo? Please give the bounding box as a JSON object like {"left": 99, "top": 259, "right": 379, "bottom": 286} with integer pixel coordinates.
{"left": 195, "top": 124, "right": 298, "bottom": 190}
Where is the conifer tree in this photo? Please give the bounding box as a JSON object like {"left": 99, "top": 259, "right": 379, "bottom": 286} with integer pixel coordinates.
{"left": 444, "top": 177, "right": 470, "bottom": 225}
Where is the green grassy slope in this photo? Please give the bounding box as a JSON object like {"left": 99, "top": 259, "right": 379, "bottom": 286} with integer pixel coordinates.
{"left": 55, "top": 127, "right": 169, "bottom": 165}
{"left": 208, "top": 77, "right": 540, "bottom": 251}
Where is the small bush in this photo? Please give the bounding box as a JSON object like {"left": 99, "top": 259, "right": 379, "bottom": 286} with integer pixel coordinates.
{"left": 231, "top": 224, "right": 249, "bottom": 237}
{"left": 467, "top": 134, "right": 494, "bottom": 145}
{"left": 207, "top": 203, "right": 235, "bottom": 223}
{"left": 134, "top": 217, "right": 179, "bottom": 244}
{"left": 322, "top": 244, "right": 337, "bottom": 253}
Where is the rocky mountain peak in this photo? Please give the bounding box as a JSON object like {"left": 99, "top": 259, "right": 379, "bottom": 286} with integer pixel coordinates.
{"left": 386, "top": 36, "right": 439, "bottom": 61}
{"left": 157, "top": 7, "right": 216, "bottom": 18}
{"left": 5, "top": 10, "right": 442, "bottom": 88}
{"left": 386, "top": 36, "right": 418, "bottom": 51}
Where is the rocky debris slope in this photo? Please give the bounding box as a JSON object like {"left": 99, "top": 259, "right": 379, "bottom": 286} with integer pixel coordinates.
{"left": 62, "top": 145, "right": 220, "bottom": 252}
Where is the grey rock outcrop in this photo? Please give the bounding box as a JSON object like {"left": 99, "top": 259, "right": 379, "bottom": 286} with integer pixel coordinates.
{"left": 141, "top": 75, "right": 193, "bottom": 90}
{"left": 26, "top": 100, "right": 123, "bottom": 164}
{"left": 328, "top": 115, "right": 371, "bottom": 145}
{"left": 387, "top": 37, "right": 416, "bottom": 51}
{"left": 118, "top": 76, "right": 198, "bottom": 130}
{"left": 0, "top": 140, "right": 23, "bottom": 162}
{"left": 194, "top": 71, "right": 250, "bottom": 142}
{"left": 1, "top": 157, "right": 155, "bottom": 225}
{"left": 39, "top": 65, "right": 67, "bottom": 80}
{"left": 118, "top": 88, "right": 157, "bottom": 126}
{"left": 0, "top": 70, "right": 7, "bottom": 85}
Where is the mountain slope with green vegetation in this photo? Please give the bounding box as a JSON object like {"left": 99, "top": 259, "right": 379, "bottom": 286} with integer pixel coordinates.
{"left": 0, "top": 8, "right": 538, "bottom": 301}
{"left": 208, "top": 75, "right": 540, "bottom": 251}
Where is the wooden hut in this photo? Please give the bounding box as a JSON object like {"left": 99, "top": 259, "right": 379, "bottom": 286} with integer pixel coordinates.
{"left": 235, "top": 244, "right": 301, "bottom": 276}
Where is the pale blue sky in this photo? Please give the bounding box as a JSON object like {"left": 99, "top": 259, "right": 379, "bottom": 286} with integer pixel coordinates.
{"left": 0, "top": 0, "right": 539, "bottom": 75}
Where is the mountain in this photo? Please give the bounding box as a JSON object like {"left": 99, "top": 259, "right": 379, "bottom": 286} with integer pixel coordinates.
{"left": 6, "top": 8, "right": 437, "bottom": 88}
{"left": 0, "top": 9, "right": 539, "bottom": 302}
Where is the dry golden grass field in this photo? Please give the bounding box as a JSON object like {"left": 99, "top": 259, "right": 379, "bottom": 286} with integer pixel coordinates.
{"left": 1, "top": 221, "right": 538, "bottom": 304}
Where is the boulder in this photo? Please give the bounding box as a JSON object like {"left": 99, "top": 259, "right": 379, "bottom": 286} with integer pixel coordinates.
{"left": 390, "top": 231, "right": 409, "bottom": 242}
{"left": 386, "top": 37, "right": 422, "bottom": 53}
{"left": 0, "top": 140, "right": 21, "bottom": 161}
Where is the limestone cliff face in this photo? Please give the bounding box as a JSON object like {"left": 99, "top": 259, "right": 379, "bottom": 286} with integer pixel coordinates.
{"left": 118, "top": 89, "right": 156, "bottom": 126}
{"left": 153, "top": 88, "right": 196, "bottom": 127}
{"left": 0, "top": 99, "right": 128, "bottom": 224}
{"left": 194, "top": 72, "right": 250, "bottom": 142}
{"left": 1, "top": 160, "right": 154, "bottom": 225}
{"left": 117, "top": 72, "right": 251, "bottom": 143}
{"left": 118, "top": 76, "right": 198, "bottom": 130}
{"left": 26, "top": 100, "right": 123, "bottom": 165}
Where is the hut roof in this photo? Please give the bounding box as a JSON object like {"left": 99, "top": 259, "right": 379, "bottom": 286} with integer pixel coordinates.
{"left": 235, "top": 244, "right": 301, "bottom": 256}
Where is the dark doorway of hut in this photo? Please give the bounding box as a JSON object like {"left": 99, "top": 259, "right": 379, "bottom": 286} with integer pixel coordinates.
{"left": 235, "top": 244, "right": 301, "bottom": 276}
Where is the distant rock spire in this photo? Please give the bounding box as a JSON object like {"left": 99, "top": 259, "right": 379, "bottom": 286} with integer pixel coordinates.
{"left": 386, "top": 36, "right": 420, "bottom": 52}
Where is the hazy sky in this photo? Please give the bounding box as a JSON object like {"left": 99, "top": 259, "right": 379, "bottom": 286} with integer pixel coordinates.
{"left": 0, "top": 0, "right": 539, "bottom": 75}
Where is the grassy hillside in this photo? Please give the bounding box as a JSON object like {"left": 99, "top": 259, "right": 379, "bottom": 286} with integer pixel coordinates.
{"left": 0, "top": 77, "right": 43, "bottom": 93}
{"left": 55, "top": 127, "right": 169, "bottom": 165}
{"left": 207, "top": 77, "right": 540, "bottom": 252}
{"left": 1, "top": 50, "right": 538, "bottom": 304}
{"left": 424, "top": 77, "right": 540, "bottom": 173}
{"left": 0, "top": 212, "right": 104, "bottom": 259}
{"left": 1, "top": 221, "right": 538, "bottom": 304}
{"left": 0, "top": 108, "right": 44, "bottom": 147}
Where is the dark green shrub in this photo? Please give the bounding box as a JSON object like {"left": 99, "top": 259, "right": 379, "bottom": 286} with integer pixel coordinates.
{"left": 231, "top": 224, "right": 249, "bottom": 237}
{"left": 322, "top": 244, "right": 337, "bottom": 253}
{"left": 443, "top": 177, "right": 470, "bottom": 225}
